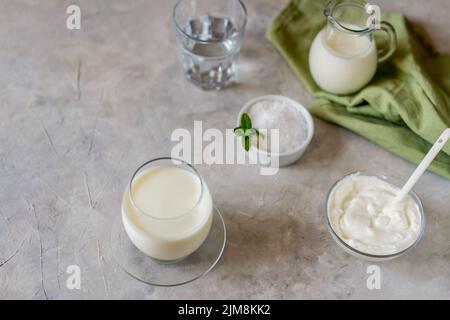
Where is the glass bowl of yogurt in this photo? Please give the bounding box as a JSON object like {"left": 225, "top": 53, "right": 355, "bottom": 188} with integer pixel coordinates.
{"left": 325, "top": 171, "right": 425, "bottom": 261}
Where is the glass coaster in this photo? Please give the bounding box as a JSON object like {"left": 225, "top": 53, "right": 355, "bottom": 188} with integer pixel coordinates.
{"left": 110, "top": 207, "right": 226, "bottom": 287}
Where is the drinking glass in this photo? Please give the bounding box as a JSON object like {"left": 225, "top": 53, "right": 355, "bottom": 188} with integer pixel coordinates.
{"left": 112, "top": 158, "right": 227, "bottom": 286}
{"left": 122, "top": 158, "right": 214, "bottom": 261}
{"left": 172, "top": 0, "right": 247, "bottom": 90}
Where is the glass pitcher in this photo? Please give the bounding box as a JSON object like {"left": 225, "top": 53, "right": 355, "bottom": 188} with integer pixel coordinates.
{"left": 309, "top": 0, "right": 396, "bottom": 95}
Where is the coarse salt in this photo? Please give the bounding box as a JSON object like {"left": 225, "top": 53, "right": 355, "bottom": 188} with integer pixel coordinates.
{"left": 247, "top": 98, "right": 309, "bottom": 154}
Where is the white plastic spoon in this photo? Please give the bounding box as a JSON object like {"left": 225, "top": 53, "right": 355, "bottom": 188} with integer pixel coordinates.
{"left": 394, "top": 128, "right": 450, "bottom": 203}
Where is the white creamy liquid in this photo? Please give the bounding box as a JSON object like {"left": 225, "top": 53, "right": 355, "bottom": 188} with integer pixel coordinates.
{"left": 327, "top": 174, "right": 422, "bottom": 256}
{"left": 309, "top": 25, "right": 377, "bottom": 94}
{"left": 122, "top": 166, "right": 213, "bottom": 261}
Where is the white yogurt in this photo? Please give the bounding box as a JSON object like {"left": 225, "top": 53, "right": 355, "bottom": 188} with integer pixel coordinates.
{"left": 122, "top": 166, "right": 213, "bottom": 261}
{"left": 309, "top": 25, "right": 377, "bottom": 94}
{"left": 327, "top": 174, "right": 423, "bottom": 256}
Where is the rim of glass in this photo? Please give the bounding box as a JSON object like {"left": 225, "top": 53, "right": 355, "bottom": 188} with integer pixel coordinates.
{"left": 172, "top": 0, "right": 248, "bottom": 44}
{"left": 325, "top": 1, "right": 374, "bottom": 34}
{"left": 324, "top": 171, "right": 426, "bottom": 259}
{"left": 128, "top": 157, "right": 205, "bottom": 221}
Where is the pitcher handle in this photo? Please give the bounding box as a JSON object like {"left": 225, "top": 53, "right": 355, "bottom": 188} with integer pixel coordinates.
{"left": 377, "top": 21, "right": 397, "bottom": 63}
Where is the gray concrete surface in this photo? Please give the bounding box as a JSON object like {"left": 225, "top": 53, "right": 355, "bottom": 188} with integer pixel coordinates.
{"left": 0, "top": 0, "right": 449, "bottom": 299}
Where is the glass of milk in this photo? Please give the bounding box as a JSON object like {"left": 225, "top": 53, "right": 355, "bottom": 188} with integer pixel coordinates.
{"left": 121, "top": 158, "right": 214, "bottom": 262}
{"left": 309, "top": 0, "right": 397, "bottom": 95}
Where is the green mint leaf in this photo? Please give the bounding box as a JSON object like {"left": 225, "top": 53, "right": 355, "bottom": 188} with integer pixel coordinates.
{"left": 234, "top": 113, "right": 261, "bottom": 153}
{"left": 244, "top": 136, "right": 250, "bottom": 151}
{"left": 240, "top": 113, "right": 252, "bottom": 130}
{"left": 244, "top": 128, "right": 257, "bottom": 137}
{"left": 234, "top": 128, "right": 245, "bottom": 137}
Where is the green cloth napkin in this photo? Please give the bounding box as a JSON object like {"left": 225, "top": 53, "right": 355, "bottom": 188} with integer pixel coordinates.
{"left": 267, "top": 0, "right": 450, "bottom": 179}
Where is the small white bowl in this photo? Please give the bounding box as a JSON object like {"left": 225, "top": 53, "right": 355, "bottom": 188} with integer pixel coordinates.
{"left": 237, "top": 95, "right": 314, "bottom": 167}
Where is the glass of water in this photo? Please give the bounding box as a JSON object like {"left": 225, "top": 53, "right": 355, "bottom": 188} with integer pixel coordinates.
{"left": 173, "top": 0, "right": 247, "bottom": 90}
